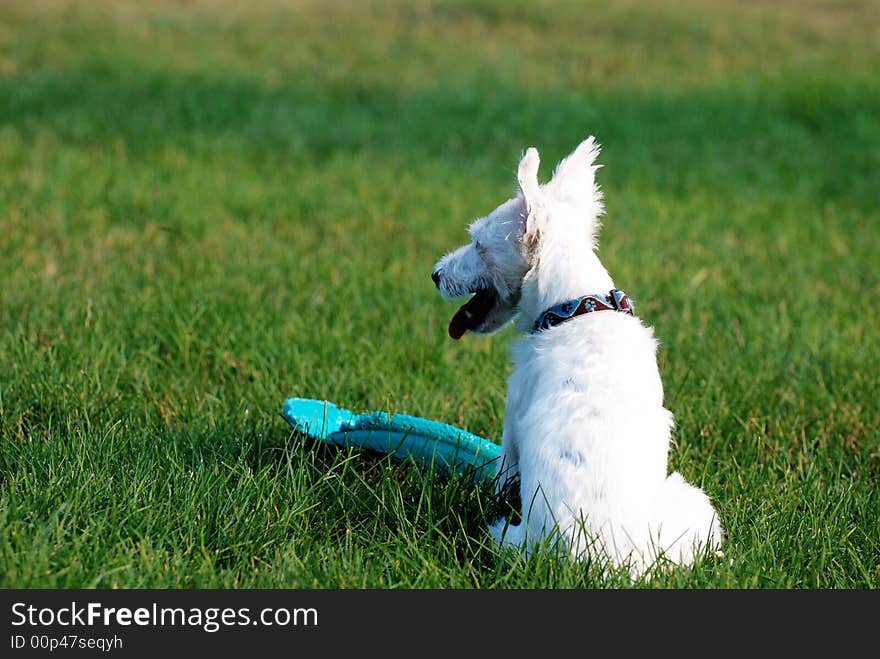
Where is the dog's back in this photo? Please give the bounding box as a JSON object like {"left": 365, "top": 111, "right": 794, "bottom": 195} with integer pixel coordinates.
{"left": 500, "top": 310, "right": 718, "bottom": 570}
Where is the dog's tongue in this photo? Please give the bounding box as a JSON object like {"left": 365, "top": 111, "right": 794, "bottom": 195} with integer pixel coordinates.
{"left": 448, "top": 289, "right": 496, "bottom": 340}
{"left": 448, "top": 307, "right": 470, "bottom": 340}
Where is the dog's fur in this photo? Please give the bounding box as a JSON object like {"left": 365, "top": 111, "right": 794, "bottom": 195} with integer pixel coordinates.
{"left": 433, "top": 137, "right": 722, "bottom": 575}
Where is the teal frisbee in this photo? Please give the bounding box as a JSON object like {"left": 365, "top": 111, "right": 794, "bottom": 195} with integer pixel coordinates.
{"left": 281, "top": 397, "right": 501, "bottom": 484}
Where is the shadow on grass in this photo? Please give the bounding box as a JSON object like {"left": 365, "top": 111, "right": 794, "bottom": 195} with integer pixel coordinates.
{"left": 148, "top": 419, "right": 504, "bottom": 572}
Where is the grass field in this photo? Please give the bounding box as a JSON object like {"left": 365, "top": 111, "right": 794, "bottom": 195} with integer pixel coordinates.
{"left": 1, "top": 0, "right": 878, "bottom": 588}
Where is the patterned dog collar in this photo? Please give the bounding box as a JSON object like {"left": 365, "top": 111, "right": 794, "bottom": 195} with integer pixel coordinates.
{"left": 533, "top": 289, "right": 634, "bottom": 332}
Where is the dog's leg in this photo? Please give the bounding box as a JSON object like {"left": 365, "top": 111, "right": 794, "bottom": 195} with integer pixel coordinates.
{"left": 494, "top": 407, "right": 521, "bottom": 502}
{"left": 488, "top": 416, "right": 528, "bottom": 551}
{"left": 488, "top": 514, "right": 528, "bottom": 553}
{"left": 495, "top": 444, "right": 519, "bottom": 493}
{"left": 496, "top": 388, "right": 524, "bottom": 485}
{"left": 489, "top": 440, "right": 522, "bottom": 522}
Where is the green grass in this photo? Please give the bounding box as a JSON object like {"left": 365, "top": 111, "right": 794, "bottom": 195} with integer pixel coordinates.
{"left": 1, "top": 0, "right": 878, "bottom": 588}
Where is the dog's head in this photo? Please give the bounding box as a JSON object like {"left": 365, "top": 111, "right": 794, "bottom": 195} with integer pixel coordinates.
{"left": 432, "top": 137, "right": 606, "bottom": 339}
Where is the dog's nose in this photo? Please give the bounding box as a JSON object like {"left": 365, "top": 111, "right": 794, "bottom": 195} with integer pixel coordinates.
{"left": 431, "top": 270, "right": 441, "bottom": 288}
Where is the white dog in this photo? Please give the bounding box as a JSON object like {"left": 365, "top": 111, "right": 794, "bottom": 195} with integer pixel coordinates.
{"left": 432, "top": 137, "right": 722, "bottom": 575}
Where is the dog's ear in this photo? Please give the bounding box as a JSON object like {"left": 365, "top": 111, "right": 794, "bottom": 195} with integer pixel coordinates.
{"left": 517, "top": 147, "right": 543, "bottom": 240}
{"left": 549, "top": 136, "right": 604, "bottom": 218}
